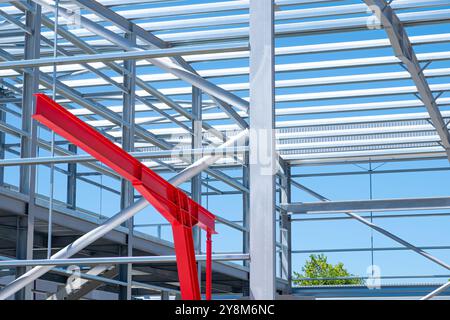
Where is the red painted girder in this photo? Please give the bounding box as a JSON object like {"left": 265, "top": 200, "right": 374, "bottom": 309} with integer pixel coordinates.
{"left": 33, "top": 93, "right": 216, "bottom": 234}
{"left": 33, "top": 93, "right": 218, "bottom": 300}
{"left": 172, "top": 223, "right": 201, "bottom": 300}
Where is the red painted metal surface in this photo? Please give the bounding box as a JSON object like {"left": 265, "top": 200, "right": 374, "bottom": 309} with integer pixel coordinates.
{"left": 206, "top": 232, "right": 212, "bottom": 300}
{"left": 33, "top": 93, "right": 216, "bottom": 300}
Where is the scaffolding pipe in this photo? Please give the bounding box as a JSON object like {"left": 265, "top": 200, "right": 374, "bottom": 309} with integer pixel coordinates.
{"left": 0, "top": 128, "right": 249, "bottom": 300}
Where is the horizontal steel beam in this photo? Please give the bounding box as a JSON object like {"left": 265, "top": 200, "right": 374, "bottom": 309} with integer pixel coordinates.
{"left": 292, "top": 166, "right": 450, "bottom": 178}
{"left": 46, "top": 67, "right": 450, "bottom": 94}
{"left": 292, "top": 211, "right": 450, "bottom": 222}
{"left": 0, "top": 254, "right": 250, "bottom": 267}
{"left": 292, "top": 245, "right": 450, "bottom": 254}
{"left": 283, "top": 197, "right": 450, "bottom": 213}
{"left": 2, "top": 6, "right": 445, "bottom": 46}
{"left": 0, "top": 42, "right": 248, "bottom": 69}
{"left": 0, "top": 255, "right": 179, "bottom": 294}
{"left": 60, "top": 97, "right": 450, "bottom": 127}
{"left": 292, "top": 284, "right": 450, "bottom": 298}
{"left": 72, "top": 1, "right": 447, "bottom": 32}
{"left": 75, "top": 80, "right": 450, "bottom": 104}
{"left": 0, "top": 146, "right": 248, "bottom": 166}
{"left": 4, "top": 32, "right": 449, "bottom": 76}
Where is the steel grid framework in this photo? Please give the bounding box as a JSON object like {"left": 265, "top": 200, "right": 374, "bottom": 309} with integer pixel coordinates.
{"left": 0, "top": 0, "right": 450, "bottom": 300}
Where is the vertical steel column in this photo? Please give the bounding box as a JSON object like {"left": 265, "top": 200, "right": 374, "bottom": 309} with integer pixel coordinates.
{"left": 160, "top": 291, "right": 170, "bottom": 300}
{"left": 242, "top": 153, "right": 250, "bottom": 297}
{"left": 279, "top": 162, "right": 292, "bottom": 293}
{"left": 242, "top": 154, "right": 250, "bottom": 268}
{"left": 191, "top": 86, "right": 203, "bottom": 288}
{"left": 0, "top": 87, "right": 6, "bottom": 185}
{"left": 66, "top": 144, "right": 77, "bottom": 209}
{"left": 119, "top": 27, "right": 136, "bottom": 301}
{"left": 17, "top": 1, "right": 41, "bottom": 300}
{"left": 0, "top": 102, "right": 5, "bottom": 185}
{"left": 15, "top": 216, "right": 29, "bottom": 300}
{"left": 249, "top": 0, "right": 276, "bottom": 300}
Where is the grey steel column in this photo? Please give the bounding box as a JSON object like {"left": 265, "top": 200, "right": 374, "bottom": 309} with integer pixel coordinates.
{"left": 192, "top": 86, "right": 203, "bottom": 287}
{"left": 119, "top": 28, "right": 136, "bottom": 301}
{"left": 241, "top": 151, "right": 250, "bottom": 297}
{"left": 242, "top": 152, "right": 250, "bottom": 268}
{"left": 0, "top": 98, "right": 4, "bottom": 185}
{"left": 249, "top": 0, "right": 276, "bottom": 300}
{"left": 0, "top": 87, "right": 8, "bottom": 184}
{"left": 66, "top": 144, "right": 77, "bottom": 209}
{"left": 161, "top": 291, "right": 170, "bottom": 300}
{"left": 15, "top": 216, "right": 30, "bottom": 300}
{"left": 17, "top": 1, "right": 41, "bottom": 300}
{"left": 279, "top": 162, "right": 292, "bottom": 293}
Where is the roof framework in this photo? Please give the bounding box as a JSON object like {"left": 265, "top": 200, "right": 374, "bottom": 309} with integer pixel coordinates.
{"left": 1, "top": 0, "right": 450, "bottom": 300}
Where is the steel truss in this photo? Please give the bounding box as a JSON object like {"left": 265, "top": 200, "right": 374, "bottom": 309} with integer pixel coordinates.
{"left": 0, "top": 0, "right": 450, "bottom": 300}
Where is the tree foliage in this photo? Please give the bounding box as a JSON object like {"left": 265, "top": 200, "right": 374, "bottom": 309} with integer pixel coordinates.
{"left": 293, "top": 254, "right": 364, "bottom": 286}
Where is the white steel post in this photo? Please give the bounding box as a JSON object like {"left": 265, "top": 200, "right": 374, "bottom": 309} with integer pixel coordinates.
{"left": 249, "top": 0, "right": 276, "bottom": 300}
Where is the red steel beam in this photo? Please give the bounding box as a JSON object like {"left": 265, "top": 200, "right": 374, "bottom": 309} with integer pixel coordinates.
{"left": 33, "top": 93, "right": 216, "bottom": 300}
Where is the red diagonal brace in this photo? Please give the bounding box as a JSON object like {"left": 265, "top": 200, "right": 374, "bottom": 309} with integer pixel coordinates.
{"left": 33, "top": 93, "right": 216, "bottom": 300}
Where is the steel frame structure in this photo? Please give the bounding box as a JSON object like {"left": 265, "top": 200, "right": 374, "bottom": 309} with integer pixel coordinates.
{"left": 0, "top": 0, "right": 450, "bottom": 300}
{"left": 33, "top": 93, "right": 216, "bottom": 300}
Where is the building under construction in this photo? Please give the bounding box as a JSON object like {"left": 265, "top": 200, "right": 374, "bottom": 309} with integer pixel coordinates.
{"left": 1, "top": 0, "right": 450, "bottom": 300}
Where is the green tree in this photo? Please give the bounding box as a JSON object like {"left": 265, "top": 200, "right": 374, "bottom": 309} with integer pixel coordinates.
{"left": 293, "top": 254, "right": 364, "bottom": 286}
